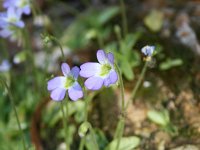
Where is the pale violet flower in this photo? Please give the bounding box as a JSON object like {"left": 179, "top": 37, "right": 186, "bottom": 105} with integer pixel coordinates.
{"left": 47, "top": 63, "right": 83, "bottom": 101}
{"left": 0, "top": 25, "right": 14, "bottom": 38}
{"left": 3, "top": 0, "right": 31, "bottom": 15}
{"left": 0, "top": 59, "right": 11, "bottom": 72}
{"left": 80, "top": 50, "right": 118, "bottom": 90}
{"left": 141, "top": 45, "right": 155, "bottom": 57}
{"left": 0, "top": 7, "right": 24, "bottom": 28}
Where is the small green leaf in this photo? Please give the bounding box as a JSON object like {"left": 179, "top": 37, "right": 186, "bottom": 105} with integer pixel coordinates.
{"left": 78, "top": 122, "right": 90, "bottom": 137}
{"left": 13, "top": 51, "right": 27, "bottom": 64}
{"left": 147, "top": 110, "right": 170, "bottom": 126}
{"left": 105, "top": 136, "right": 140, "bottom": 150}
{"left": 144, "top": 10, "right": 164, "bottom": 32}
{"left": 120, "top": 32, "right": 141, "bottom": 55}
{"left": 159, "top": 58, "right": 183, "bottom": 70}
{"left": 129, "top": 51, "right": 141, "bottom": 67}
{"left": 121, "top": 59, "right": 134, "bottom": 80}
{"left": 97, "top": 6, "right": 120, "bottom": 25}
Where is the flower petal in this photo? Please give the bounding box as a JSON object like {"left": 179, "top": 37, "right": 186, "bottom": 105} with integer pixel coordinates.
{"left": 15, "top": 21, "right": 24, "bottom": 28}
{"left": 0, "top": 28, "right": 12, "bottom": 38}
{"left": 141, "top": 45, "right": 155, "bottom": 56}
{"left": 85, "top": 76, "right": 103, "bottom": 90}
{"left": 103, "top": 76, "right": 111, "bottom": 87}
{"left": 109, "top": 70, "right": 118, "bottom": 84}
{"left": 68, "top": 82, "right": 83, "bottom": 101}
{"left": 107, "top": 52, "right": 114, "bottom": 64}
{"left": 50, "top": 88, "right": 66, "bottom": 101}
{"left": 97, "top": 50, "right": 107, "bottom": 64}
{"left": 61, "top": 63, "right": 70, "bottom": 76}
{"left": 80, "top": 62, "right": 101, "bottom": 78}
{"left": 23, "top": 6, "right": 31, "bottom": 15}
{"left": 103, "top": 70, "right": 118, "bottom": 87}
{"left": 71, "top": 66, "right": 80, "bottom": 79}
{"left": 47, "top": 76, "right": 66, "bottom": 91}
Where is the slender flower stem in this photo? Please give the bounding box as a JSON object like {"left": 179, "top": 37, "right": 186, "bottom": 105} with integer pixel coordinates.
{"left": 22, "top": 28, "right": 40, "bottom": 90}
{"left": 114, "top": 63, "right": 125, "bottom": 150}
{"left": 51, "top": 37, "right": 65, "bottom": 60}
{"left": 0, "top": 78, "right": 27, "bottom": 150}
{"left": 66, "top": 98, "right": 70, "bottom": 150}
{"left": 60, "top": 100, "right": 70, "bottom": 150}
{"left": 97, "top": 34, "right": 104, "bottom": 48}
{"left": 115, "top": 64, "right": 125, "bottom": 114}
{"left": 0, "top": 39, "right": 9, "bottom": 58}
{"left": 79, "top": 92, "right": 98, "bottom": 150}
{"left": 125, "top": 61, "right": 148, "bottom": 110}
{"left": 89, "top": 123, "right": 99, "bottom": 150}
{"left": 120, "top": 0, "right": 128, "bottom": 37}
{"left": 55, "top": 38, "right": 70, "bottom": 150}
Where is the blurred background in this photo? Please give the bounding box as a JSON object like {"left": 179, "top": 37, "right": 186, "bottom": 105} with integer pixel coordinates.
{"left": 0, "top": 0, "right": 200, "bottom": 150}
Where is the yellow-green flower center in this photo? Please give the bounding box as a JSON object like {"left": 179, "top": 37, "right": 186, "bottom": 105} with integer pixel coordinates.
{"left": 65, "top": 76, "right": 75, "bottom": 89}
{"left": 8, "top": 17, "right": 17, "bottom": 23}
{"left": 100, "top": 64, "right": 112, "bottom": 76}
{"left": 19, "top": 0, "right": 28, "bottom": 7}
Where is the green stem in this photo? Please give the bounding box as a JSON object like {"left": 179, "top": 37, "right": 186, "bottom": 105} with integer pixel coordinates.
{"left": 51, "top": 37, "right": 65, "bottom": 60}
{"left": 114, "top": 63, "right": 125, "bottom": 150}
{"left": 88, "top": 124, "right": 99, "bottom": 150}
{"left": 22, "top": 28, "right": 40, "bottom": 91}
{"left": 60, "top": 100, "right": 70, "bottom": 150}
{"left": 0, "top": 39, "right": 9, "bottom": 58}
{"left": 0, "top": 78, "right": 27, "bottom": 150}
{"left": 79, "top": 92, "right": 98, "bottom": 150}
{"left": 115, "top": 64, "right": 125, "bottom": 114}
{"left": 120, "top": 0, "right": 128, "bottom": 37}
{"left": 97, "top": 33, "right": 104, "bottom": 48}
{"left": 125, "top": 61, "right": 148, "bottom": 110}
{"left": 79, "top": 137, "right": 85, "bottom": 150}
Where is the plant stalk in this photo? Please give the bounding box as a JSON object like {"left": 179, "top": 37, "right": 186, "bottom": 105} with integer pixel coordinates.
{"left": 0, "top": 78, "right": 27, "bottom": 150}
{"left": 114, "top": 63, "right": 125, "bottom": 150}
{"left": 60, "top": 100, "right": 70, "bottom": 150}
{"left": 120, "top": 0, "right": 128, "bottom": 37}
{"left": 125, "top": 61, "right": 148, "bottom": 110}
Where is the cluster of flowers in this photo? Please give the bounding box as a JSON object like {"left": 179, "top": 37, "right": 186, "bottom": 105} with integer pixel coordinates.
{"left": 47, "top": 50, "right": 118, "bottom": 101}
{"left": 0, "top": 0, "right": 31, "bottom": 40}
{"left": 47, "top": 46, "right": 155, "bottom": 102}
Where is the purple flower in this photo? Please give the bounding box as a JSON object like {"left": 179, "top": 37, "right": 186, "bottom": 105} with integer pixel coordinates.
{"left": 0, "top": 25, "right": 13, "bottom": 38}
{"left": 141, "top": 45, "right": 155, "bottom": 56}
{"left": 80, "top": 50, "right": 118, "bottom": 90}
{"left": 3, "top": 0, "right": 31, "bottom": 15}
{"left": 47, "top": 63, "right": 83, "bottom": 101}
{"left": 0, "top": 59, "right": 11, "bottom": 72}
{"left": 0, "top": 7, "right": 24, "bottom": 28}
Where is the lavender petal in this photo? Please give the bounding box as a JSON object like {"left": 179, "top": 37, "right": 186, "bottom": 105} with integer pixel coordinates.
{"left": 50, "top": 88, "right": 66, "bottom": 101}
{"left": 61, "top": 63, "right": 70, "bottom": 76}
{"left": 47, "top": 76, "right": 66, "bottom": 91}
{"left": 71, "top": 66, "right": 80, "bottom": 79}
{"left": 80, "top": 62, "right": 101, "bottom": 78}
{"left": 109, "top": 70, "right": 118, "bottom": 84}
{"left": 97, "top": 50, "right": 107, "bottom": 64}
{"left": 85, "top": 76, "right": 103, "bottom": 90}
{"left": 68, "top": 82, "right": 83, "bottom": 101}
{"left": 107, "top": 52, "right": 114, "bottom": 64}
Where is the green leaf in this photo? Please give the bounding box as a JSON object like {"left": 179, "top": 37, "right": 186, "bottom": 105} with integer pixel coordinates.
{"left": 119, "top": 33, "right": 141, "bottom": 55}
{"left": 78, "top": 122, "right": 90, "bottom": 137}
{"left": 159, "top": 58, "right": 183, "bottom": 70}
{"left": 121, "top": 59, "right": 134, "bottom": 80}
{"left": 97, "top": 6, "right": 120, "bottom": 25}
{"left": 13, "top": 50, "right": 27, "bottom": 64}
{"left": 129, "top": 51, "right": 141, "bottom": 67}
{"left": 144, "top": 10, "right": 164, "bottom": 32}
{"left": 105, "top": 136, "right": 140, "bottom": 150}
{"left": 147, "top": 109, "right": 170, "bottom": 126}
